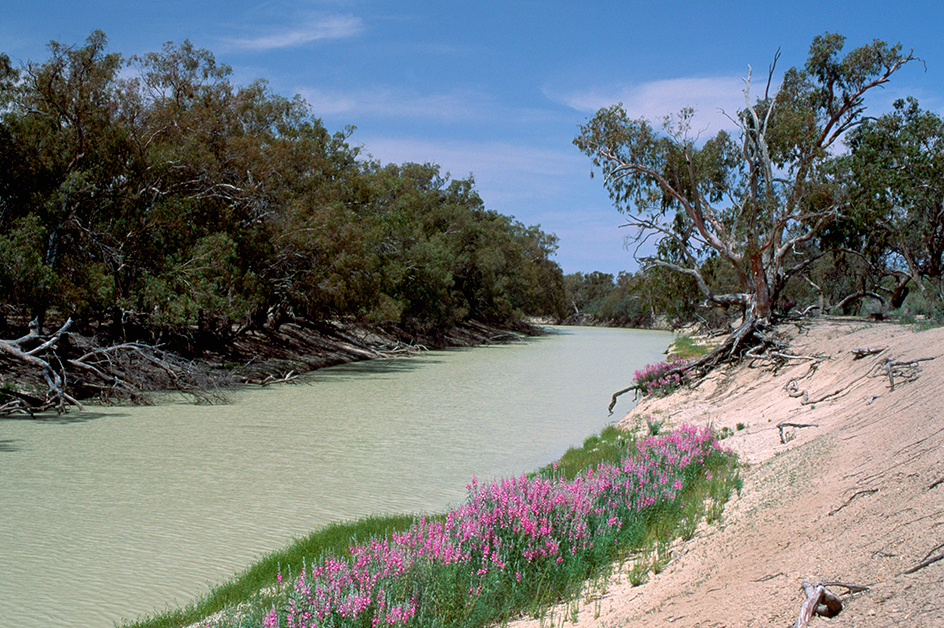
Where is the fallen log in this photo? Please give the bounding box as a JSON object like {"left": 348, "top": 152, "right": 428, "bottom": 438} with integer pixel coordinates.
{"left": 0, "top": 318, "right": 83, "bottom": 413}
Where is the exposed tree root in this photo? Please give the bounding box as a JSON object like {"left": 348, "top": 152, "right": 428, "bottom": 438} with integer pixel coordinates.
{"left": 903, "top": 543, "right": 944, "bottom": 574}
{"left": 608, "top": 316, "right": 823, "bottom": 415}
{"left": 828, "top": 488, "right": 879, "bottom": 516}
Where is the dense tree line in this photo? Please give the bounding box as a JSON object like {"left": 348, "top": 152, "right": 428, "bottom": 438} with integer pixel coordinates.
{"left": 575, "top": 33, "right": 944, "bottom": 330}
{"left": 0, "top": 32, "right": 566, "bottom": 349}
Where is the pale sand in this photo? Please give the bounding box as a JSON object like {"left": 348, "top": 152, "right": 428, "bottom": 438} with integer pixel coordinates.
{"left": 508, "top": 318, "right": 944, "bottom": 628}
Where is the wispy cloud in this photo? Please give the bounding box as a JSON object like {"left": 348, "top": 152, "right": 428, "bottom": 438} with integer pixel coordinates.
{"left": 226, "top": 14, "right": 364, "bottom": 51}
{"left": 356, "top": 134, "right": 636, "bottom": 272}
{"left": 356, "top": 136, "right": 588, "bottom": 207}
{"left": 549, "top": 76, "right": 750, "bottom": 135}
{"left": 298, "top": 85, "right": 497, "bottom": 122}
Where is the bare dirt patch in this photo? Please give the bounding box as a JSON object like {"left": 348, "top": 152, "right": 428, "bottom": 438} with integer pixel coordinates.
{"left": 509, "top": 318, "right": 944, "bottom": 627}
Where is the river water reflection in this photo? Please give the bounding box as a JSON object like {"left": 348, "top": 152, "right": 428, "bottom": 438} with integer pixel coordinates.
{"left": 0, "top": 326, "right": 671, "bottom": 628}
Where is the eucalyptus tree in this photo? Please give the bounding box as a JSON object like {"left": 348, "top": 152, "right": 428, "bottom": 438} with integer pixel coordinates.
{"left": 575, "top": 34, "right": 915, "bottom": 334}
{"left": 844, "top": 97, "right": 944, "bottom": 312}
{"left": 0, "top": 31, "right": 131, "bottom": 328}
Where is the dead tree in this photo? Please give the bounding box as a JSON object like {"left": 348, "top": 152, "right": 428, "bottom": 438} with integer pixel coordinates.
{"left": 1, "top": 318, "right": 230, "bottom": 416}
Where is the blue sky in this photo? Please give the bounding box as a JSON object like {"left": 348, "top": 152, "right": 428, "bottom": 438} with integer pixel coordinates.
{"left": 4, "top": 1, "right": 943, "bottom": 276}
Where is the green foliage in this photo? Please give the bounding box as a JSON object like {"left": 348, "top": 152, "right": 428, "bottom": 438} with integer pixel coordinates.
{"left": 844, "top": 97, "right": 944, "bottom": 310}
{"left": 0, "top": 214, "right": 61, "bottom": 314}
{"left": 563, "top": 267, "right": 700, "bottom": 327}
{"left": 574, "top": 33, "right": 916, "bottom": 321}
{"left": 534, "top": 424, "right": 633, "bottom": 481}
{"left": 0, "top": 34, "right": 566, "bottom": 340}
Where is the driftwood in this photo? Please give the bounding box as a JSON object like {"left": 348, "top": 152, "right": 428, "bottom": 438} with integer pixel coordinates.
{"left": 777, "top": 422, "right": 819, "bottom": 444}
{"left": 796, "top": 580, "right": 869, "bottom": 628}
{"left": 0, "top": 319, "right": 230, "bottom": 415}
{"left": 0, "top": 318, "right": 83, "bottom": 414}
{"left": 873, "top": 356, "right": 935, "bottom": 391}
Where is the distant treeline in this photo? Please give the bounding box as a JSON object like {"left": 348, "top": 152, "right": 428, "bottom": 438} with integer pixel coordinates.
{"left": 0, "top": 33, "right": 567, "bottom": 347}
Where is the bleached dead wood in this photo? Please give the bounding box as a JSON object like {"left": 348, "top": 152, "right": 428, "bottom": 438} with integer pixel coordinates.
{"left": 851, "top": 347, "right": 885, "bottom": 359}
{"left": 872, "top": 356, "right": 935, "bottom": 391}
{"left": 0, "top": 318, "right": 83, "bottom": 413}
{"left": 795, "top": 581, "right": 869, "bottom": 627}
{"left": 777, "top": 422, "right": 819, "bottom": 444}
{"left": 1, "top": 319, "right": 232, "bottom": 415}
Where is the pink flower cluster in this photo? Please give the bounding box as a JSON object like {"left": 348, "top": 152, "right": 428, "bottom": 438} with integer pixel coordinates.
{"left": 632, "top": 357, "right": 690, "bottom": 396}
{"left": 269, "top": 425, "right": 721, "bottom": 628}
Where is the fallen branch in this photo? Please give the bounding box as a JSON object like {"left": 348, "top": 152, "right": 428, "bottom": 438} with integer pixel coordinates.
{"left": 0, "top": 318, "right": 81, "bottom": 413}
{"left": 777, "top": 422, "right": 819, "bottom": 444}
{"left": 851, "top": 347, "right": 885, "bottom": 360}
{"left": 795, "top": 580, "right": 869, "bottom": 627}
{"left": 259, "top": 370, "right": 298, "bottom": 386}
{"left": 819, "top": 581, "right": 871, "bottom": 593}
{"left": 796, "top": 580, "right": 843, "bottom": 627}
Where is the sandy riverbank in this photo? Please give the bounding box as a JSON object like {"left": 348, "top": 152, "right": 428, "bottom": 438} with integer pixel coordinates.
{"left": 509, "top": 318, "right": 944, "bottom": 627}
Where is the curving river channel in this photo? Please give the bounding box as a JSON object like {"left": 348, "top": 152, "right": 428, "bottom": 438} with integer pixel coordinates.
{"left": 0, "top": 326, "right": 671, "bottom": 628}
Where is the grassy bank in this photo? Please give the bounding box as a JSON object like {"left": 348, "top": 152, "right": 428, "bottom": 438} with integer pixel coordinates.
{"left": 125, "top": 422, "right": 740, "bottom": 628}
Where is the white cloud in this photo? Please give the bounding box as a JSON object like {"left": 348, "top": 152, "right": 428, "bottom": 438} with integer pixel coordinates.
{"left": 549, "top": 75, "right": 753, "bottom": 136}
{"left": 226, "top": 15, "right": 364, "bottom": 51}
{"left": 298, "top": 85, "right": 497, "bottom": 122}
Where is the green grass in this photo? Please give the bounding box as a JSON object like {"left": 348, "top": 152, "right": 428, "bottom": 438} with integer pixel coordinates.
{"left": 668, "top": 334, "right": 713, "bottom": 359}
{"left": 124, "top": 514, "right": 419, "bottom": 628}
{"left": 533, "top": 424, "right": 632, "bottom": 481}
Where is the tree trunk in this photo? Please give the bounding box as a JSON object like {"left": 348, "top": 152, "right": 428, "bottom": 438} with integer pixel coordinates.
{"left": 750, "top": 253, "right": 773, "bottom": 320}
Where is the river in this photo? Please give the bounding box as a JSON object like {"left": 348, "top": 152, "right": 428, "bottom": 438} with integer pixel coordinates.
{"left": 0, "top": 325, "right": 671, "bottom": 628}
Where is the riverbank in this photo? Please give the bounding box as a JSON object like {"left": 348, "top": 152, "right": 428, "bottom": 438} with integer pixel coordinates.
{"left": 0, "top": 316, "right": 544, "bottom": 414}
{"left": 508, "top": 318, "right": 944, "bottom": 627}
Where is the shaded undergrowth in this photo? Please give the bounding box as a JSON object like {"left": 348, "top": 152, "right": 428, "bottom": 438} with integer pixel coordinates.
{"left": 126, "top": 424, "right": 740, "bottom": 628}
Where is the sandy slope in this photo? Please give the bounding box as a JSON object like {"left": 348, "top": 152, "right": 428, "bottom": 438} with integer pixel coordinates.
{"left": 509, "top": 318, "right": 944, "bottom": 628}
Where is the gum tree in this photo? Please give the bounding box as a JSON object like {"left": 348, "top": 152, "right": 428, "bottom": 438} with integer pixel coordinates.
{"left": 575, "top": 33, "right": 914, "bottom": 347}
{"left": 844, "top": 97, "right": 944, "bottom": 312}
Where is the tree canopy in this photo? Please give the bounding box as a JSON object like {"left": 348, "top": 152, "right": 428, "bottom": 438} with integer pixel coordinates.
{"left": 0, "top": 32, "right": 566, "bottom": 346}
{"left": 574, "top": 33, "right": 916, "bottom": 323}
{"left": 843, "top": 97, "right": 944, "bottom": 313}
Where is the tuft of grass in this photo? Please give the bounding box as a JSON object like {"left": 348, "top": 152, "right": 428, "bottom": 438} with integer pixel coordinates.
{"left": 123, "top": 514, "right": 418, "bottom": 628}
{"left": 535, "top": 424, "right": 632, "bottom": 481}
{"left": 668, "top": 334, "right": 712, "bottom": 359}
